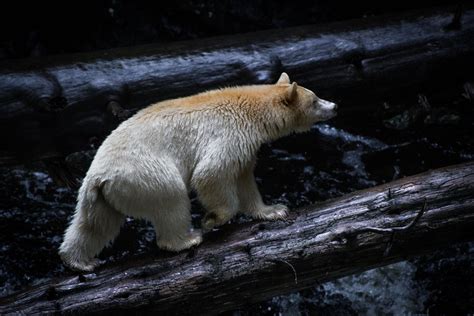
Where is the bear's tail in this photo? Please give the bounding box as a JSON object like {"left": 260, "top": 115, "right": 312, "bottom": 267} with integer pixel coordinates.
{"left": 59, "top": 176, "right": 124, "bottom": 271}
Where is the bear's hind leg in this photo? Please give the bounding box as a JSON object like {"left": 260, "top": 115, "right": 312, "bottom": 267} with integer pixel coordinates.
{"left": 152, "top": 195, "right": 202, "bottom": 252}
{"left": 59, "top": 195, "right": 125, "bottom": 271}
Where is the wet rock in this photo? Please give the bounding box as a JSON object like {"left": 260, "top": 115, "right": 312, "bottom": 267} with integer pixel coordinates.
{"left": 383, "top": 107, "right": 423, "bottom": 130}
{"left": 424, "top": 108, "right": 461, "bottom": 126}
{"left": 383, "top": 93, "right": 465, "bottom": 130}
{"left": 383, "top": 95, "right": 431, "bottom": 130}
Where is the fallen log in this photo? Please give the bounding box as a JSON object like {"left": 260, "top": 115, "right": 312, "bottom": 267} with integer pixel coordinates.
{"left": 1, "top": 6, "right": 474, "bottom": 165}
{"left": 1, "top": 162, "right": 473, "bottom": 315}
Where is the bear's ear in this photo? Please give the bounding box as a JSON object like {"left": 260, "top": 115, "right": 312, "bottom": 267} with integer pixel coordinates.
{"left": 284, "top": 82, "right": 298, "bottom": 104}
{"left": 276, "top": 72, "right": 290, "bottom": 85}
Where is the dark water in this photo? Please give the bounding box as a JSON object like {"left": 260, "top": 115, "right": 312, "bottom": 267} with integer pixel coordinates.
{"left": 0, "top": 87, "right": 473, "bottom": 314}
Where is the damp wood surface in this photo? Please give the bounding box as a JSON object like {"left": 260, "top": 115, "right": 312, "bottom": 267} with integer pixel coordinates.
{"left": 0, "top": 162, "right": 473, "bottom": 315}
{"left": 1, "top": 5, "right": 474, "bottom": 165}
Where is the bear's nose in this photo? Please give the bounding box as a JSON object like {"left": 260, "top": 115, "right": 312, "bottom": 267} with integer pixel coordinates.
{"left": 319, "top": 99, "right": 337, "bottom": 110}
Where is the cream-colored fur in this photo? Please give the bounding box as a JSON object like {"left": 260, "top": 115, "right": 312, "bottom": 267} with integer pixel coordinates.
{"left": 59, "top": 72, "right": 337, "bottom": 271}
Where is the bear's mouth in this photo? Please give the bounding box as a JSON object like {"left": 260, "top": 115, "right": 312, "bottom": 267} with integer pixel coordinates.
{"left": 314, "top": 108, "right": 337, "bottom": 121}
{"left": 322, "top": 110, "right": 337, "bottom": 121}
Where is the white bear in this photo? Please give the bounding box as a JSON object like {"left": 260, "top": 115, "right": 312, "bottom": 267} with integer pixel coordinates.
{"left": 59, "top": 73, "right": 337, "bottom": 271}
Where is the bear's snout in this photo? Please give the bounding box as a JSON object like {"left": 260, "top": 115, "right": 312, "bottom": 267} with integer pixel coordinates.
{"left": 319, "top": 99, "right": 337, "bottom": 111}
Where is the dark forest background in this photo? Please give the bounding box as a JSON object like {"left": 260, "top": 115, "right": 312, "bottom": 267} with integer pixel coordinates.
{"left": 0, "top": 0, "right": 467, "bottom": 60}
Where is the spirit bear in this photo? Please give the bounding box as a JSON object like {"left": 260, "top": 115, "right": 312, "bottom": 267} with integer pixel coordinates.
{"left": 59, "top": 73, "right": 337, "bottom": 271}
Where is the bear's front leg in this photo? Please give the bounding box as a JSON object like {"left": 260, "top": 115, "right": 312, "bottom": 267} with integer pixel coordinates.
{"left": 195, "top": 177, "right": 240, "bottom": 231}
{"left": 237, "top": 163, "right": 288, "bottom": 220}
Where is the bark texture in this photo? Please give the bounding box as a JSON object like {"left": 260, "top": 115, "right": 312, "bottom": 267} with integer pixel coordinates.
{"left": 0, "top": 162, "right": 473, "bottom": 315}
{"left": 1, "top": 6, "right": 473, "bottom": 164}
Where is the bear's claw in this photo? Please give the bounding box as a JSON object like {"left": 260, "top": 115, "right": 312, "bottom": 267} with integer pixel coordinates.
{"left": 157, "top": 230, "right": 203, "bottom": 252}
{"left": 59, "top": 252, "right": 101, "bottom": 272}
{"left": 202, "top": 212, "right": 233, "bottom": 231}
{"left": 251, "top": 204, "right": 289, "bottom": 220}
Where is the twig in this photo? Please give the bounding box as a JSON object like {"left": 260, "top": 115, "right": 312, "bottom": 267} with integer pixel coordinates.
{"left": 338, "top": 199, "right": 428, "bottom": 256}
{"left": 363, "top": 199, "right": 427, "bottom": 256}
{"left": 362, "top": 199, "right": 427, "bottom": 234}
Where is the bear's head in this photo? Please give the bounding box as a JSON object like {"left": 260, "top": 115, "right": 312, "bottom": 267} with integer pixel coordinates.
{"left": 275, "top": 72, "right": 337, "bottom": 133}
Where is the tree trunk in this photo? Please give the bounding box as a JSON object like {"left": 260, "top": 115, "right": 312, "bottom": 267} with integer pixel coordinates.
{"left": 1, "top": 162, "right": 473, "bottom": 315}
{"left": 1, "top": 6, "right": 473, "bottom": 165}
